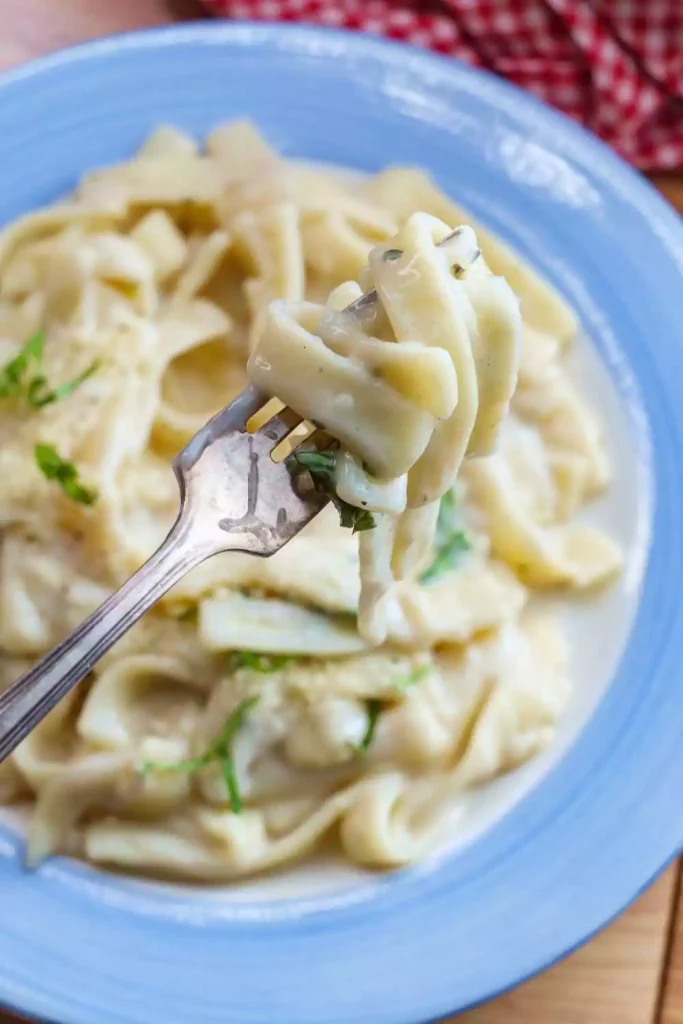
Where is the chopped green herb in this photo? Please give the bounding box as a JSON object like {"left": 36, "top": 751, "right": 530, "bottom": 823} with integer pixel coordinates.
{"left": 292, "top": 450, "right": 376, "bottom": 534}
{"left": 421, "top": 531, "right": 470, "bottom": 583}
{"left": 293, "top": 451, "right": 336, "bottom": 478}
{"left": 228, "top": 651, "right": 293, "bottom": 673}
{"left": 339, "top": 504, "right": 375, "bottom": 533}
{"left": 382, "top": 248, "right": 403, "bottom": 262}
{"left": 26, "top": 359, "right": 99, "bottom": 409}
{"left": 392, "top": 664, "right": 430, "bottom": 692}
{"left": 212, "top": 695, "right": 259, "bottom": 752}
{"left": 141, "top": 695, "right": 259, "bottom": 814}
{"left": 0, "top": 332, "right": 45, "bottom": 399}
{"left": 219, "top": 755, "right": 243, "bottom": 814}
{"left": 353, "top": 668, "right": 430, "bottom": 757}
{"left": 355, "top": 698, "right": 383, "bottom": 755}
{"left": 420, "top": 489, "right": 471, "bottom": 584}
{"left": 34, "top": 444, "right": 97, "bottom": 506}
{"left": 0, "top": 331, "right": 98, "bottom": 408}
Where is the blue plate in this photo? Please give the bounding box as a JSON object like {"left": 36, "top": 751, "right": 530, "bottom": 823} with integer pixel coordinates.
{"left": 1, "top": 22, "right": 683, "bottom": 1024}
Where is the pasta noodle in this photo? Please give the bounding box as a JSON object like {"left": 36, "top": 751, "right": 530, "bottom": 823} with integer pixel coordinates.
{"left": 248, "top": 213, "right": 522, "bottom": 643}
{"left": 0, "top": 121, "right": 620, "bottom": 881}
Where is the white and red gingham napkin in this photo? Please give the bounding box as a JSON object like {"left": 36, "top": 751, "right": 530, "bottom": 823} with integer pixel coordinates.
{"left": 201, "top": 0, "right": 683, "bottom": 171}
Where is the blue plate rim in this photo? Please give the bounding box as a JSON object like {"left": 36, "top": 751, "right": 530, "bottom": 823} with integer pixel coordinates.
{"left": 0, "top": 20, "right": 682, "bottom": 1024}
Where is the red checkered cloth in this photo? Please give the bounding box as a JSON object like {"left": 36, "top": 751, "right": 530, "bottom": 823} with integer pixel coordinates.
{"left": 201, "top": 0, "right": 683, "bottom": 170}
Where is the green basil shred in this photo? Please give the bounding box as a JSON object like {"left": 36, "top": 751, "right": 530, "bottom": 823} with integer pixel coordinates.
{"left": 228, "top": 651, "right": 293, "bottom": 673}
{"left": 0, "top": 331, "right": 98, "bottom": 408}
{"left": 142, "top": 695, "right": 260, "bottom": 814}
{"left": 292, "top": 450, "right": 375, "bottom": 534}
{"left": 34, "top": 444, "right": 97, "bottom": 506}
{"left": 0, "top": 331, "right": 45, "bottom": 400}
{"left": 392, "top": 664, "right": 430, "bottom": 692}
{"left": 351, "top": 665, "right": 431, "bottom": 756}
{"left": 27, "top": 359, "right": 100, "bottom": 409}
{"left": 355, "top": 698, "right": 383, "bottom": 755}
{"left": 420, "top": 489, "right": 470, "bottom": 583}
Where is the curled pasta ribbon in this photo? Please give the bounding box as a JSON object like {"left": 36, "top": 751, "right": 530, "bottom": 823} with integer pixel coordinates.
{"left": 26, "top": 752, "right": 133, "bottom": 867}
{"left": 249, "top": 213, "right": 521, "bottom": 643}
{"left": 464, "top": 417, "right": 621, "bottom": 588}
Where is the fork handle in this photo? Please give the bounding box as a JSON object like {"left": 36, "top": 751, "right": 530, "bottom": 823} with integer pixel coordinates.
{"left": 0, "top": 520, "right": 213, "bottom": 762}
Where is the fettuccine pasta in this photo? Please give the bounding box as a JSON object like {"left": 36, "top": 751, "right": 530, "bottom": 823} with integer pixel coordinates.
{"left": 249, "top": 214, "right": 522, "bottom": 644}
{"left": 0, "top": 122, "right": 620, "bottom": 880}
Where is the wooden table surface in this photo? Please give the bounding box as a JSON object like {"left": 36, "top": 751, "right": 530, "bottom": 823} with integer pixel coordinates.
{"left": 0, "top": 2, "right": 682, "bottom": 1022}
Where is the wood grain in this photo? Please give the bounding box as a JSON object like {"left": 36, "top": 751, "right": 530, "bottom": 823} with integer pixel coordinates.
{"left": 650, "top": 175, "right": 683, "bottom": 214}
{"left": 0, "top": 3, "right": 681, "bottom": 1023}
{"left": 659, "top": 870, "right": 683, "bottom": 1024}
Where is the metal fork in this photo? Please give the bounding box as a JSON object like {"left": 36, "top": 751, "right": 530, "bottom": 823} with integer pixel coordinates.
{"left": 0, "top": 388, "right": 327, "bottom": 761}
{"left": 0, "top": 227, "right": 471, "bottom": 760}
